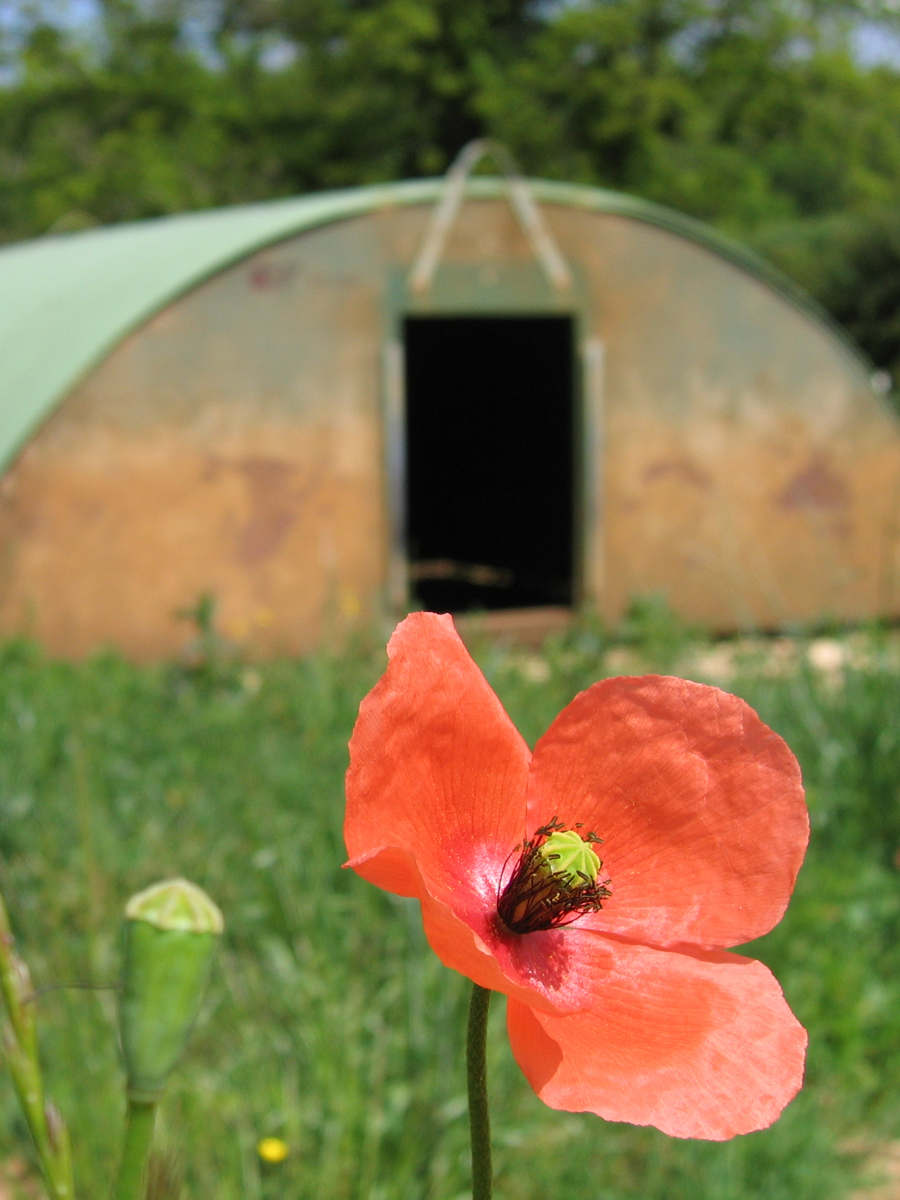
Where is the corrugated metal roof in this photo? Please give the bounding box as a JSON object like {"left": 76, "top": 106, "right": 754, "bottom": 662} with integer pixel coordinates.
{"left": 0, "top": 175, "right": 865, "bottom": 473}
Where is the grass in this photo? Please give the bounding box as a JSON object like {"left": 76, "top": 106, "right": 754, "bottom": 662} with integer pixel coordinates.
{"left": 0, "top": 610, "right": 897, "bottom": 1198}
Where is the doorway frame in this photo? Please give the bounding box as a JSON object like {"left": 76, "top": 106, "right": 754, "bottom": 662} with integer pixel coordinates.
{"left": 381, "top": 260, "right": 602, "bottom": 620}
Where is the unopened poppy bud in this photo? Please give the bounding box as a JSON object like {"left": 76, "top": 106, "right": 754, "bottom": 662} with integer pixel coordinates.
{"left": 119, "top": 879, "right": 223, "bottom": 1102}
{"left": 537, "top": 830, "right": 601, "bottom": 886}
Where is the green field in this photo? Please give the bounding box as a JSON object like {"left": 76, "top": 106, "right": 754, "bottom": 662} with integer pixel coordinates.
{"left": 0, "top": 612, "right": 898, "bottom": 1199}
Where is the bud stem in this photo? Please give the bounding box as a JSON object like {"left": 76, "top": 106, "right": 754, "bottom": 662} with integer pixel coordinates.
{"left": 466, "top": 984, "right": 493, "bottom": 1200}
{"left": 0, "top": 888, "right": 73, "bottom": 1198}
{"left": 110, "top": 1097, "right": 157, "bottom": 1200}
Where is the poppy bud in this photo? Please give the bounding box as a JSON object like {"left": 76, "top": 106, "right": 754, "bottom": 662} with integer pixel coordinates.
{"left": 119, "top": 879, "right": 223, "bottom": 1102}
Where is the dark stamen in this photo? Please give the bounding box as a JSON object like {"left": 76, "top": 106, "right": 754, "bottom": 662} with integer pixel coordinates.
{"left": 496, "top": 818, "right": 611, "bottom": 935}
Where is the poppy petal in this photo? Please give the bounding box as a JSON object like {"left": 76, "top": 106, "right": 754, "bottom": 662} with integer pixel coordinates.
{"left": 526, "top": 676, "right": 808, "bottom": 948}
{"left": 345, "top": 612, "right": 530, "bottom": 917}
{"left": 506, "top": 934, "right": 807, "bottom": 1140}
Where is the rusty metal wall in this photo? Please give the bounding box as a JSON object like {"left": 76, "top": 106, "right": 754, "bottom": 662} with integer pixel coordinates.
{"left": 0, "top": 209, "right": 411, "bottom": 658}
{"left": 558, "top": 206, "right": 900, "bottom": 629}
{"left": 0, "top": 197, "right": 895, "bottom": 657}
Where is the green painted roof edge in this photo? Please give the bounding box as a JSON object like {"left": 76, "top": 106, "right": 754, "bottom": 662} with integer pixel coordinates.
{"left": 0, "top": 179, "right": 440, "bottom": 475}
{"left": 0, "top": 175, "right": 872, "bottom": 476}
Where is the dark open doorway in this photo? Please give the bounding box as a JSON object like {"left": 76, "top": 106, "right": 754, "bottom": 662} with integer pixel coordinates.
{"left": 404, "top": 314, "right": 576, "bottom": 613}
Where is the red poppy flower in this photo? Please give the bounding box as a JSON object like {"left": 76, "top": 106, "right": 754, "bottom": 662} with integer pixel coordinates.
{"left": 344, "top": 613, "right": 808, "bottom": 1140}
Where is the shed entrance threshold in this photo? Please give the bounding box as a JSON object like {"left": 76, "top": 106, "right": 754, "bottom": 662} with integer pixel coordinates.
{"left": 404, "top": 314, "right": 576, "bottom": 618}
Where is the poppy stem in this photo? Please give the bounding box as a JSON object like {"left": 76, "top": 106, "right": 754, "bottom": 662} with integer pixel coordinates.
{"left": 466, "top": 983, "right": 493, "bottom": 1200}
{"left": 109, "top": 1097, "right": 157, "bottom": 1200}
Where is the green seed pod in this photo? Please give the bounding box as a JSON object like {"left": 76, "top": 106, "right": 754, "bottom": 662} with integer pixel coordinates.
{"left": 119, "top": 879, "right": 223, "bottom": 1102}
{"left": 536, "top": 830, "right": 601, "bottom": 886}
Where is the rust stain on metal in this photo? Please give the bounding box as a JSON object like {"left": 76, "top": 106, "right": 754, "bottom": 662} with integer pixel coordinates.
{"left": 232, "top": 455, "right": 302, "bottom": 566}
{"left": 247, "top": 262, "right": 297, "bottom": 291}
{"left": 779, "top": 456, "right": 850, "bottom": 511}
{"left": 643, "top": 458, "right": 711, "bottom": 489}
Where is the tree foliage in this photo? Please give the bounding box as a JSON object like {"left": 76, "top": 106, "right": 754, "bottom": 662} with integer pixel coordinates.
{"left": 3, "top": 0, "right": 900, "bottom": 370}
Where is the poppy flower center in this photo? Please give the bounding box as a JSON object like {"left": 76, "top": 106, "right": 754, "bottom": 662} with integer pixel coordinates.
{"left": 496, "top": 819, "right": 612, "bottom": 935}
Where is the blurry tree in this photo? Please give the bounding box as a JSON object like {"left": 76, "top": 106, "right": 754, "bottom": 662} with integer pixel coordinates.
{"left": 479, "top": 0, "right": 900, "bottom": 229}
{"left": 3, "top": 0, "right": 900, "bottom": 369}
{"left": 0, "top": 0, "right": 546, "bottom": 235}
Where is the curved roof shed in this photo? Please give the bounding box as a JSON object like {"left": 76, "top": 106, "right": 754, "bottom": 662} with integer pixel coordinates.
{"left": 0, "top": 174, "right": 897, "bottom": 657}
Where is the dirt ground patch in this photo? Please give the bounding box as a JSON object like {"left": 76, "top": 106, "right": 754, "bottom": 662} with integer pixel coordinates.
{"left": 0, "top": 1158, "right": 41, "bottom": 1200}
{"left": 851, "top": 1142, "right": 900, "bottom": 1199}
